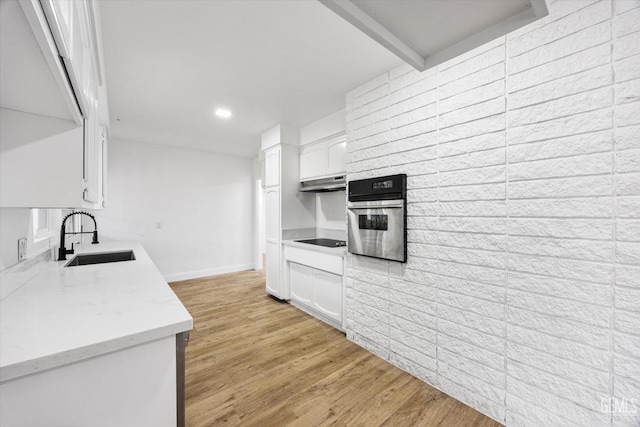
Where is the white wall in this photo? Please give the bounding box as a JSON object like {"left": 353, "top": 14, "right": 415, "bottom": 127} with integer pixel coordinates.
{"left": 300, "top": 108, "right": 346, "bottom": 146}
{"left": 95, "top": 138, "right": 255, "bottom": 281}
{"left": 0, "top": 208, "right": 61, "bottom": 271}
{"left": 316, "top": 192, "right": 346, "bottom": 231}
{"left": 0, "top": 209, "right": 33, "bottom": 270}
{"left": 345, "top": 1, "right": 640, "bottom": 426}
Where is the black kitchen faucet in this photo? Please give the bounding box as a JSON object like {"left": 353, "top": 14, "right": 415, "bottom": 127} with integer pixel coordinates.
{"left": 58, "top": 211, "right": 99, "bottom": 261}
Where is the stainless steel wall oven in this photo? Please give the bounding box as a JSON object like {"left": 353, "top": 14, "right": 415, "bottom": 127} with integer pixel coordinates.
{"left": 347, "top": 174, "right": 407, "bottom": 263}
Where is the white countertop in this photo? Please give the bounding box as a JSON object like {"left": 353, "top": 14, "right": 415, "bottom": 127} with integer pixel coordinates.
{"left": 282, "top": 239, "right": 347, "bottom": 256}
{"left": 0, "top": 241, "right": 193, "bottom": 383}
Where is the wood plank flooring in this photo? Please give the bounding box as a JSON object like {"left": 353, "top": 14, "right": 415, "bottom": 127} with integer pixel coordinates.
{"left": 170, "top": 270, "right": 502, "bottom": 427}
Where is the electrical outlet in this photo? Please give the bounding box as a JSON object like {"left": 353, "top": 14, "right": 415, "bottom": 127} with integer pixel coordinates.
{"left": 18, "top": 238, "right": 27, "bottom": 261}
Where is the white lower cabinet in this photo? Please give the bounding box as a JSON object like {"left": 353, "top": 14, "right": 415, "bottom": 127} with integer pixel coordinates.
{"left": 288, "top": 261, "right": 343, "bottom": 327}
{"left": 290, "top": 262, "right": 312, "bottom": 305}
{"left": 312, "top": 269, "right": 342, "bottom": 322}
{"left": 0, "top": 336, "right": 177, "bottom": 427}
{"left": 285, "top": 245, "right": 344, "bottom": 330}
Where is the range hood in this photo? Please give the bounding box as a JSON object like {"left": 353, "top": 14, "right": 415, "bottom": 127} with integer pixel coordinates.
{"left": 299, "top": 176, "right": 346, "bottom": 192}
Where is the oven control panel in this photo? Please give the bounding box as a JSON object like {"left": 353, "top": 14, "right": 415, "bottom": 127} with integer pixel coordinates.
{"left": 348, "top": 174, "right": 406, "bottom": 202}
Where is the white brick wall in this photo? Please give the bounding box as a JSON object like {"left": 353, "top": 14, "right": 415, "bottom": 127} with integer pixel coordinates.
{"left": 344, "top": 1, "right": 640, "bottom": 425}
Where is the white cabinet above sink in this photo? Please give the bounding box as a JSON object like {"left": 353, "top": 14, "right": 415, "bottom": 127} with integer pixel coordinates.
{"left": 0, "top": 0, "right": 109, "bottom": 209}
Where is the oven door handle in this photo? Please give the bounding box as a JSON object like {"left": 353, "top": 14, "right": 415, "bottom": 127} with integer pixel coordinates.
{"left": 347, "top": 199, "right": 405, "bottom": 209}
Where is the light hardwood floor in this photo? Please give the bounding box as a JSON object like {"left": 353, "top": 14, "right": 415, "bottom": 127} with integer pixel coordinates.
{"left": 170, "top": 270, "right": 502, "bottom": 427}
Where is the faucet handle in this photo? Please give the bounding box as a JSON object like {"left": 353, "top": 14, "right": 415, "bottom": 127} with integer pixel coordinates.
{"left": 67, "top": 243, "right": 75, "bottom": 255}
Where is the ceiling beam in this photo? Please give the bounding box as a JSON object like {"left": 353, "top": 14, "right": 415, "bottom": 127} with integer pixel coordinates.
{"left": 319, "top": 0, "right": 549, "bottom": 73}
{"left": 319, "top": 0, "right": 426, "bottom": 71}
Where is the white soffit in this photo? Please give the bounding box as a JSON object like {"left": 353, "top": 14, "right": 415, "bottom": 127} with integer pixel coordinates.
{"left": 319, "top": 0, "right": 549, "bottom": 71}
{"left": 0, "top": 0, "right": 73, "bottom": 121}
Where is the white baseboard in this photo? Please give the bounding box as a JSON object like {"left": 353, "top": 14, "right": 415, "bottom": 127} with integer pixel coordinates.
{"left": 164, "top": 263, "right": 255, "bottom": 283}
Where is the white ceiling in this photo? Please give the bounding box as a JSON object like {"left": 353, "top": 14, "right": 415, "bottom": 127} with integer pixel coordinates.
{"left": 98, "top": 0, "right": 402, "bottom": 158}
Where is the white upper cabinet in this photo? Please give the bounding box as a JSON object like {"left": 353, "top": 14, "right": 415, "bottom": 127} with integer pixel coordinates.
{"left": 0, "top": 0, "right": 108, "bottom": 208}
{"left": 41, "top": 1, "right": 73, "bottom": 58}
{"left": 299, "top": 133, "right": 346, "bottom": 181}
{"left": 41, "top": 0, "right": 103, "bottom": 122}
{"left": 325, "top": 136, "right": 347, "bottom": 177}
{"left": 299, "top": 143, "right": 325, "bottom": 181}
{"left": 265, "top": 146, "right": 281, "bottom": 188}
{"left": 0, "top": 0, "right": 80, "bottom": 122}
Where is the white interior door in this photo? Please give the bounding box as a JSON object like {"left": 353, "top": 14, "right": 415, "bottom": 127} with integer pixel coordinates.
{"left": 255, "top": 179, "right": 266, "bottom": 271}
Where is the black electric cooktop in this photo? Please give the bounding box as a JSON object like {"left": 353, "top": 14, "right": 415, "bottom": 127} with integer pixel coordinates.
{"left": 295, "top": 238, "right": 346, "bottom": 248}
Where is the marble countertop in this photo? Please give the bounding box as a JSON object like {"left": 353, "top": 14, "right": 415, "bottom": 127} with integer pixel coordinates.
{"left": 282, "top": 239, "right": 347, "bottom": 256}
{"left": 0, "top": 241, "right": 193, "bottom": 383}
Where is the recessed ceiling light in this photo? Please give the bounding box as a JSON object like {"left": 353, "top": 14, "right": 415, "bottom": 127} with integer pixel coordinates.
{"left": 215, "top": 108, "right": 232, "bottom": 118}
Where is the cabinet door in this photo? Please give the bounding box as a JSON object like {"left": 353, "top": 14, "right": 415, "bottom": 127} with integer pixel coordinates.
{"left": 312, "top": 269, "right": 342, "bottom": 322}
{"left": 289, "top": 262, "right": 312, "bottom": 305}
{"left": 265, "top": 188, "right": 280, "bottom": 241}
{"left": 58, "top": 0, "right": 89, "bottom": 116}
{"left": 299, "top": 143, "right": 325, "bottom": 181}
{"left": 100, "top": 127, "right": 108, "bottom": 207}
{"left": 265, "top": 241, "right": 280, "bottom": 297}
{"left": 326, "top": 135, "right": 346, "bottom": 176}
{"left": 0, "top": 336, "right": 177, "bottom": 426}
{"left": 41, "top": 0, "right": 73, "bottom": 58}
{"left": 83, "top": 58, "right": 101, "bottom": 204}
{"left": 265, "top": 147, "right": 280, "bottom": 187}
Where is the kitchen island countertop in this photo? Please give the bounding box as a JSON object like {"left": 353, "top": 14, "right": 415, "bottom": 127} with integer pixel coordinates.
{"left": 0, "top": 241, "right": 192, "bottom": 383}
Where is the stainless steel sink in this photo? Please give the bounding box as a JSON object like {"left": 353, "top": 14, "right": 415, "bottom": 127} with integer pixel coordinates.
{"left": 65, "top": 250, "right": 136, "bottom": 267}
